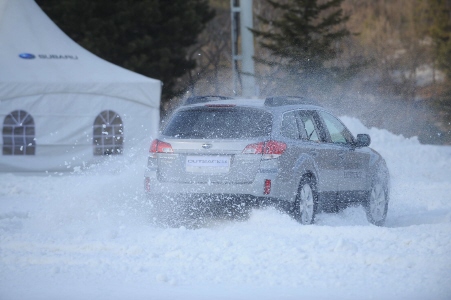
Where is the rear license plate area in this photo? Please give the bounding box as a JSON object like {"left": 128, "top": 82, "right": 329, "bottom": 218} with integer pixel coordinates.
{"left": 186, "top": 156, "right": 231, "bottom": 173}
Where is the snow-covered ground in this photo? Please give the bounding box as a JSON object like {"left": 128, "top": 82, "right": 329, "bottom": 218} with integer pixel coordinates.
{"left": 1, "top": 117, "right": 450, "bottom": 300}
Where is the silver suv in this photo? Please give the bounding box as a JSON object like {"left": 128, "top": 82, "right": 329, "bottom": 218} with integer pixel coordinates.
{"left": 144, "top": 96, "right": 389, "bottom": 226}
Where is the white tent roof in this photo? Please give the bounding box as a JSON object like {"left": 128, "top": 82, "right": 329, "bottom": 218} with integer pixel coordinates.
{"left": 0, "top": 0, "right": 161, "bottom": 108}
{"left": 0, "top": 0, "right": 161, "bottom": 172}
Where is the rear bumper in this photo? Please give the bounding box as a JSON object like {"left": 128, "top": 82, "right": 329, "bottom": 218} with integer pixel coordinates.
{"left": 144, "top": 169, "right": 281, "bottom": 200}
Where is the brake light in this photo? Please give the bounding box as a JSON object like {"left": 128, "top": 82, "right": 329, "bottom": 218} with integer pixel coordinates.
{"left": 242, "top": 142, "right": 264, "bottom": 154}
{"left": 264, "top": 179, "right": 271, "bottom": 195}
{"left": 150, "top": 139, "right": 173, "bottom": 153}
{"left": 264, "top": 140, "right": 287, "bottom": 155}
{"left": 242, "top": 140, "right": 286, "bottom": 158}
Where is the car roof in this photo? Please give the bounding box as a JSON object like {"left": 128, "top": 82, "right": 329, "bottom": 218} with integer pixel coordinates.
{"left": 182, "top": 96, "right": 324, "bottom": 111}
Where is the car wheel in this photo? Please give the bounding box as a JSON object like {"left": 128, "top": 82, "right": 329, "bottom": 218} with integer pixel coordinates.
{"left": 364, "top": 171, "right": 389, "bottom": 226}
{"left": 293, "top": 176, "right": 317, "bottom": 225}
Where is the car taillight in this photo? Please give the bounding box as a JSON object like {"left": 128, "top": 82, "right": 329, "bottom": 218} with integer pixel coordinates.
{"left": 264, "top": 179, "right": 271, "bottom": 195}
{"left": 150, "top": 139, "right": 173, "bottom": 154}
{"left": 242, "top": 140, "right": 286, "bottom": 159}
{"left": 264, "top": 140, "right": 287, "bottom": 155}
{"left": 242, "top": 142, "right": 264, "bottom": 154}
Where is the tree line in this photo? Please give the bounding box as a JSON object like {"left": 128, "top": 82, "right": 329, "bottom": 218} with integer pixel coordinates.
{"left": 36, "top": 0, "right": 451, "bottom": 144}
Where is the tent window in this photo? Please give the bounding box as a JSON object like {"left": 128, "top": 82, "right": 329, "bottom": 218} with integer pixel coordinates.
{"left": 2, "top": 110, "right": 36, "bottom": 155}
{"left": 93, "top": 110, "right": 124, "bottom": 156}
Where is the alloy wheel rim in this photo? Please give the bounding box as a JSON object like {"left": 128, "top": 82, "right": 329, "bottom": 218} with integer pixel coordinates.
{"left": 369, "top": 183, "right": 386, "bottom": 222}
{"left": 299, "top": 183, "right": 314, "bottom": 224}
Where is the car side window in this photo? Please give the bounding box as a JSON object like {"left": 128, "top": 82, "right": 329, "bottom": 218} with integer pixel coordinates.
{"left": 319, "top": 111, "right": 354, "bottom": 145}
{"left": 281, "top": 111, "right": 300, "bottom": 139}
{"left": 298, "top": 111, "right": 321, "bottom": 142}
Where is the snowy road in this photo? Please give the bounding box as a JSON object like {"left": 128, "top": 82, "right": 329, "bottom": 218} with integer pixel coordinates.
{"left": 1, "top": 118, "right": 450, "bottom": 300}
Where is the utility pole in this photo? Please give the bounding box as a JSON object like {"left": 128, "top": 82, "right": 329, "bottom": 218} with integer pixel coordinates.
{"left": 231, "top": 0, "right": 255, "bottom": 97}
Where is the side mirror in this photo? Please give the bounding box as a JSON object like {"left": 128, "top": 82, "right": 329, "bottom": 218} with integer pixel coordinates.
{"left": 355, "top": 134, "right": 371, "bottom": 148}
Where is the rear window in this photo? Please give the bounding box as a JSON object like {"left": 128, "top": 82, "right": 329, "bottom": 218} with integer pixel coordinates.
{"left": 163, "top": 107, "right": 272, "bottom": 139}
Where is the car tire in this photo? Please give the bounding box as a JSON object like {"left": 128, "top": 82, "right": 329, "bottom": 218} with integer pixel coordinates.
{"left": 364, "top": 168, "right": 389, "bottom": 226}
{"left": 292, "top": 175, "right": 318, "bottom": 225}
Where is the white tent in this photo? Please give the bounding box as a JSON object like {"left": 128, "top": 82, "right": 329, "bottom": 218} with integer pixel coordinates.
{"left": 0, "top": 0, "right": 161, "bottom": 172}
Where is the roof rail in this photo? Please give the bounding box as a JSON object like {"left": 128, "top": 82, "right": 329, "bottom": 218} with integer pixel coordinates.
{"left": 264, "top": 96, "right": 321, "bottom": 107}
{"left": 184, "top": 95, "right": 233, "bottom": 105}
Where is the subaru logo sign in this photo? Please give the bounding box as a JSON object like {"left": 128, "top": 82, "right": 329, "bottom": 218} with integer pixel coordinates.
{"left": 202, "top": 144, "right": 212, "bottom": 149}
{"left": 19, "top": 53, "right": 36, "bottom": 59}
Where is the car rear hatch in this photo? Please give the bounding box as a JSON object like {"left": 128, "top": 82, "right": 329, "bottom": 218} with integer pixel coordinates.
{"left": 152, "top": 105, "right": 273, "bottom": 184}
